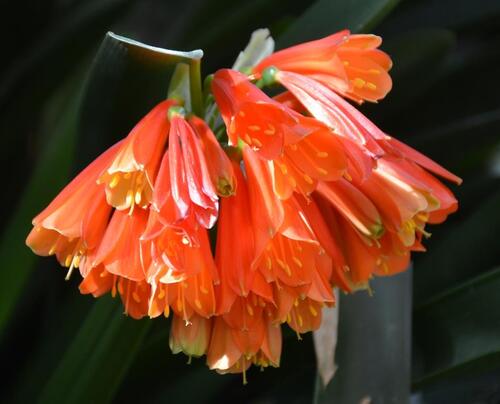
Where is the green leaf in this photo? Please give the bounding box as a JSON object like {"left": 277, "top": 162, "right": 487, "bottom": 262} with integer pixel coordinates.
{"left": 413, "top": 267, "right": 500, "bottom": 388}
{"left": 38, "top": 297, "right": 150, "bottom": 404}
{"left": 314, "top": 271, "right": 412, "bottom": 404}
{"left": 277, "top": 0, "right": 400, "bottom": 47}
{"left": 77, "top": 31, "right": 202, "bottom": 162}
{"left": 108, "top": 32, "right": 203, "bottom": 64}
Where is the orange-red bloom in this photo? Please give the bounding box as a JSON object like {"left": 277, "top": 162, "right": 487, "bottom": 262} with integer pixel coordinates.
{"left": 98, "top": 100, "right": 175, "bottom": 212}
{"left": 254, "top": 30, "right": 392, "bottom": 103}
{"left": 26, "top": 142, "right": 120, "bottom": 278}
{"left": 26, "top": 28, "right": 462, "bottom": 379}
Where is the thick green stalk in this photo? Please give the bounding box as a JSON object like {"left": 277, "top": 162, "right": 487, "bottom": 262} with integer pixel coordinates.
{"left": 189, "top": 58, "right": 203, "bottom": 117}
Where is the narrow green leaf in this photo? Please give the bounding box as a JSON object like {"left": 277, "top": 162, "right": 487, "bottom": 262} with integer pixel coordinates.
{"left": 108, "top": 32, "right": 203, "bottom": 64}
{"left": 278, "top": 0, "right": 400, "bottom": 47}
{"left": 38, "top": 297, "right": 151, "bottom": 404}
{"left": 413, "top": 267, "right": 500, "bottom": 388}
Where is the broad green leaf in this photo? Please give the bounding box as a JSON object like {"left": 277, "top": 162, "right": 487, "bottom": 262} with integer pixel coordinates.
{"left": 77, "top": 31, "right": 201, "bottom": 162}
{"left": 38, "top": 296, "right": 150, "bottom": 404}
{"left": 314, "top": 271, "right": 412, "bottom": 404}
{"left": 413, "top": 267, "right": 500, "bottom": 388}
{"left": 278, "top": 0, "right": 400, "bottom": 47}
{"left": 414, "top": 190, "right": 500, "bottom": 305}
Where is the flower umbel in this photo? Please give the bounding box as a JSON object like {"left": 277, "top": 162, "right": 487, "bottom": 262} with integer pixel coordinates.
{"left": 26, "top": 29, "right": 461, "bottom": 380}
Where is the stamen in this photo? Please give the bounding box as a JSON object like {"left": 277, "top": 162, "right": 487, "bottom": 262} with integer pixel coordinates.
{"left": 132, "top": 291, "right": 141, "bottom": 303}
{"left": 109, "top": 174, "right": 120, "bottom": 189}
{"left": 251, "top": 138, "right": 262, "bottom": 148}
{"left": 309, "top": 305, "right": 318, "bottom": 317}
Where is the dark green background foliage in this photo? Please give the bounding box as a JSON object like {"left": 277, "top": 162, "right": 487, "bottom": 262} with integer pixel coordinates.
{"left": 1, "top": 0, "right": 500, "bottom": 403}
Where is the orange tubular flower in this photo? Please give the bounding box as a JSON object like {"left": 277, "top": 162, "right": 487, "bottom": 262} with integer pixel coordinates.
{"left": 150, "top": 111, "right": 219, "bottom": 232}
{"left": 26, "top": 141, "right": 120, "bottom": 278}
{"left": 93, "top": 208, "right": 149, "bottom": 281}
{"left": 98, "top": 100, "right": 176, "bottom": 212}
{"left": 188, "top": 115, "right": 236, "bottom": 197}
{"left": 170, "top": 313, "right": 212, "bottom": 359}
{"left": 212, "top": 69, "right": 316, "bottom": 159}
{"left": 254, "top": 29, "right": 392, "bottom": 103}
{"left": 145, "top": 220, "right": 218, "bottom": 321}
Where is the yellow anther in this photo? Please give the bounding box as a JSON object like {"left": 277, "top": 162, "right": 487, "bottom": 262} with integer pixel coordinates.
{"left": 287, "top": 313, "right": 292, "bottom": 323}
{"left": 264, "top": 125, "right": 275, "bottom": 135}
{"left": 195, "top": 299, "right": 202, "bottom": 310}
{"left": 64, "top": 255, "right": 72, "bottom": 267}
{"left": 134, "top": 191, "right": 142, "bottom": 205}
{"left": 277, "top": 259, "right": 286, "bottom": 270}
{"left": 266, "top": 256, "right": 272, "bottom": 270}
{"left": 317, "top": 167, "right": 328, "bottom": 176}
{"left": 366, "top": 82, "right": 377, "bottom": 90}
{"left": 279, "top": 164, "right": 288, "bottom": 175}
{"left": 288, "top": 143, "right": 298, "bottom": 151}
{"left": 239, "top": 111, "right": 246, "bottom": 117}
{"left": 125, "top": 190, "right": 134, "bottom": 206}
{"left": 48, "top": 244, "right": 57, "bottom": 255}
{"left": 292, "top": 256, "right": 303, "bottom": 268}
{"left": 164, "top": 305, "right": 170, "bottom": 318}
{"left": 244, "top": 133, "right": 252, "bottom": 144}
{"left": 317, "top": 151, "right": 328, "bottom": 158}
{"left": 177, "top": 300, "right": 183, "bottom": 312}
{"left": 303, "top": 174, "right": 313, "bottom": 184}
{"left": 246, "top": 303, "right": 254, "bottom": 316}
{"left": 100, "top": 270, "right": 108, "bottom": 278}
{"left": 368, "top": 69, "right": 381, "bottom": 75}
{"left": 294, "top": 299, "right": 300, "bottom": 307}
{"left": 343, "top": 61, "right": 350, "bottom": 66}
{"left": 200, "top": 285, "right": 209, "bottom": 294}
{"left": 132, "top": 292, "right": 141, "bottom": 303}
{"left": 249, "top": 125, "right": 261, "bottom": 131}
{"left": 109, "top": 174, "right": 120, "bottom": 189}
{"left": 123, "top": 172, "right": 132, "bottom": 180}
{"left": 297, "top": 314, "right": 304, "bottom": 327}
{"left": 181, "top": 236, "right": 190, "bottom": 245}
{"left": 309, "top": 305, "right": 318, "bottom": 317}
{"left": 252, "top": 138, "right": 263, "bottom": 148}
{"left": 352, "top": 78, "right": 366, "bottom": 88}
{"left": 288, "top": 176, "right": 297, "bottom": 188}
{"left": 117, "top": 281, "right": 124, "bottom": 295}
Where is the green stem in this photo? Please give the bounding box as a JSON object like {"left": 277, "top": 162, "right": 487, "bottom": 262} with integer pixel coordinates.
{"left": 189, "top": 58, "right": 203, "bottom": 117}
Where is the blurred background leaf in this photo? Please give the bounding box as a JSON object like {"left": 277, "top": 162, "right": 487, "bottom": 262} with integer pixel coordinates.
{"left": 1, "top": 0, "right": 499, "bottom": 403}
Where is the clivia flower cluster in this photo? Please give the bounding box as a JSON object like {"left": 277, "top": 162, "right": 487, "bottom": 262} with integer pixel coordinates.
{"left": 26, "top": 29, "right": 460, "bottom": 380}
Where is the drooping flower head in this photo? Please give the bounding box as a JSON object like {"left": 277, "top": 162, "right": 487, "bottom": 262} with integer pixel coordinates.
{"left": 26, "top": 28, "right": 462, "bottom": 381}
